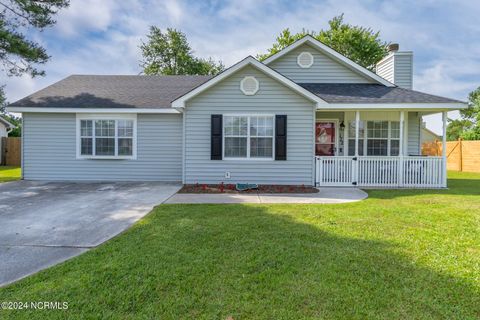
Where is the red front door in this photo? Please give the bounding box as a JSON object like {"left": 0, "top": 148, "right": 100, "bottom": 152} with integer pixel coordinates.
{"left": 315, "top": 122, "right": 336, "bottom": 156}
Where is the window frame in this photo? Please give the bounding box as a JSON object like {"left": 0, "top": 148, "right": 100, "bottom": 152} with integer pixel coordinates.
{"left": 76, "top": 114, "right": 137, "bottom": 160}
{"left": 348, "top": 120, "right": 401, "bottom": 157}
{"left": 222, "top": 114, "right": 275, "bottom": 161}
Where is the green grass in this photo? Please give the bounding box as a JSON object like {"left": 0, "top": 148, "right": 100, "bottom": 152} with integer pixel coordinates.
{"left": 1, "top": 172, "right": 479, "bottom": 319}
{"left": 0, "top": 166, "right": 21, "bottom": 183}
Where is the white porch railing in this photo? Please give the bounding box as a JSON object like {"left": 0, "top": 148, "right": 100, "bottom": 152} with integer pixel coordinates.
{"left": 315, "top": 156, "right": 445, "bottom": 188}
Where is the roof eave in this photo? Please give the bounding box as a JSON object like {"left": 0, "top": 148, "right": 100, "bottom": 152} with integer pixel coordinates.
{"left": 317, "top": 102, "right": 467, "bottom": 110}
{"left": 6, "top": 106, "right": 181, "bottom": 114}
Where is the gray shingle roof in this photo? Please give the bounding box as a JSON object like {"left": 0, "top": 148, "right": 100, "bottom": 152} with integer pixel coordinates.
{"left": 299, "top": 83, "right": 463, "bottom": 104}
{"left": 9, "top": 75, "right": 212, "bottom": 108}
{"left": 10, "top": 75, "right": 463, "bottom": 109}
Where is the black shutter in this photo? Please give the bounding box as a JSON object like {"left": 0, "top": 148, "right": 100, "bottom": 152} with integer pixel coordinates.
{"left": 211, "top": 114, "right": 222, "bottom": 160}
{"left": 275, "top": 115, "right": 287, "bottom": 160}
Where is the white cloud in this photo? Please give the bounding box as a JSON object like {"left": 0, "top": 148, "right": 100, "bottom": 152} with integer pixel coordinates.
{"left": 55, "top": 0, "right": 117, "bottom": 37}
{"left": 415, "top": 61, "right": 476, "bottom": 100}
{"left": 163, "top": 0, "right": 184, "bottom": 24}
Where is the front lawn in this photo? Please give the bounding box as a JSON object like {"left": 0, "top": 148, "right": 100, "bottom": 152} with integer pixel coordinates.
{"left": 1, "top": 172, "right": 479, "bottom": 319}
{"left": 0, "top": 166, "right": 21, "bottom": 183}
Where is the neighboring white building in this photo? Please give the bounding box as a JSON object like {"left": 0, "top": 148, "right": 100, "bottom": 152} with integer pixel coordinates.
{"left": 0, "top": 116, "right": 15, "bottom": 138}
{"left": 421, "top": 122, "right": 441, "bottom": 144}
{"left": 0, "top": 116, "right": 15, "bottom": 165}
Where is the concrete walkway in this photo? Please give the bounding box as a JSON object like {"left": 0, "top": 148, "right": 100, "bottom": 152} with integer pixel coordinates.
{"left": 165, "top": 187, "right": 368, "bottom": 204}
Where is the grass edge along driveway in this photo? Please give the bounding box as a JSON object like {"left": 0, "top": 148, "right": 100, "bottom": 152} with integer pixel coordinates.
{"left": 0, "top": 166, "right": 21, "bottom": 183}
{"left": 0, "top": 171, "right": 479, "bottom": 319}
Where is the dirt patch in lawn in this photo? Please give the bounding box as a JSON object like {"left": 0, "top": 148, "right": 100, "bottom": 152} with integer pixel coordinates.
{"left": 178, "top": 184, "right": 319, "bottom": 194}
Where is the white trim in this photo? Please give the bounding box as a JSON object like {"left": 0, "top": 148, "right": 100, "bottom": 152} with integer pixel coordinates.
{"left": 9, "top": 103, "right": 465, "bottom": 114}
{"left": 222, "top": 113, "right": 275, "bottom": 161}
{"left": 240, "top": 76, "right": 259, "bottom": 95}
{"left": 317, "top": 102, "right": 466, "bottom": 110}
{"left": 263, "top": 35, "right": 395, "bottom": 87}
{"left": 75, "top": 113, "right": 137, "bottom": 160}
{"left": 172, "top": 56, "right": 326, "bottom": 108}
{"left": 315, "top": 119, "right": 339, "bottom": 156}
{"left": 7, "top": 107, "right": 180, "bottom": 114}
{"left": 297, "top": 51, "right": 314, "bottom": 68}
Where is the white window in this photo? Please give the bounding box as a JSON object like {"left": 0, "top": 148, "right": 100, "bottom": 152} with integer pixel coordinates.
{"left": 77, "top": 115, "right": 136, "bottom": 159}
{"left": 348, "top": 120, "right": 400, "bottom": 156}
{"left": 224, "top": 115, "right": 274, "bottom": 159}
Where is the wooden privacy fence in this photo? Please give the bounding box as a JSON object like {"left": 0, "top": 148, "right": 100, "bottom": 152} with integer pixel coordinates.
{"left": 422, "top": 139, "right": 480, "bottom": 173}
{"left": 1, "top": 137, "right": 21, "bottom": 166}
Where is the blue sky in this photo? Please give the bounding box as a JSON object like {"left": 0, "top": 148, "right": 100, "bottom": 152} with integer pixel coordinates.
{"left": 3, "top": 0, "right": 479, "bottom": 134}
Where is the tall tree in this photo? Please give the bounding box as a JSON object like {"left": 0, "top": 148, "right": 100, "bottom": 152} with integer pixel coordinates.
{"left": 257, "top": 14, "right": 389, "bottom": 71}
{"left": 0, "top": 0, "right": 69, "bottom": 97}
{"left": 458, "top": 87, "right": 480, "bottom": 140}
{"left": 140, "top": 27, "right": 223, "bottom": 76}
{"left": 446, "top": 118, "right": 473, "bottom": 141}
{"left": 446, "top": 87, "right": 480, "bottom": 141}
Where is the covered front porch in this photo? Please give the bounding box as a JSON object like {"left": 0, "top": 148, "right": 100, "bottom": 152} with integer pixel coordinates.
{"left": 314, "top": 110, "right": 447, "bottom": 188}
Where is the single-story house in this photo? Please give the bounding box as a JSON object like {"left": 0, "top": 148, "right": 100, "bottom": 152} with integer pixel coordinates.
{"left": 8, "top": 36, "right": 465, "bottom": 188}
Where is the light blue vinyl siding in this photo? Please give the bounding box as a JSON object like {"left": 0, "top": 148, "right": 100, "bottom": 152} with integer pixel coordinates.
{"left": 408, "top": 112, "right": 421, "bottom": 155}
{"left": 268, "top": 43, "right": 374, "bottom": 83}
{"left": 376, "top": 55, "right": 394, "bottom": 83}
{"left": 184, "top": 66, "right": 315, "bottom": 185}
{"left": 394, "top": 54, "right": 413, "bottom": 89}
{"left": 23, "top": 113, "right": 182, "bottom": 181}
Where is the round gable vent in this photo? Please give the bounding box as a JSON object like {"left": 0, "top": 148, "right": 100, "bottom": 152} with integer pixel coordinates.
{"left": 297, "top": 52, "right": 314, "bottom": 68}
{"left": 240, "top": 76, "right": 259, "bottom": 95}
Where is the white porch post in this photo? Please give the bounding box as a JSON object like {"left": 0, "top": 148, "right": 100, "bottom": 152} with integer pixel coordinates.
{"left": 399, "top": 111, "right": 405, "bottom": 156}
{"left": 442, "top": 111, "right": 448, "bottom": 187}
{"left": 355, "top": 111, "right": 360, "bottom": 156}
{"left": 399, "top": 111, "right": 405, "bottom": 187}
{"left": 353, "top": 111, "right": 360, "bottom": 185}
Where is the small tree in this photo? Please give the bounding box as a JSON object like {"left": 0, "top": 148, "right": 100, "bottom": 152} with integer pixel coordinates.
{"left": 140, "top": 27, "right": 223, "bottom": 76}
{"left": 257, "top": 14, "right": 389, "bottom": 71}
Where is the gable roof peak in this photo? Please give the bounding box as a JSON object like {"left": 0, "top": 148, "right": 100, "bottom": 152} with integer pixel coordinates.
{"left": 171, "top": 54, "right": 327, "bottom": 108}
{"left": 263, "top": 35, "right": 395, "bottom": 87}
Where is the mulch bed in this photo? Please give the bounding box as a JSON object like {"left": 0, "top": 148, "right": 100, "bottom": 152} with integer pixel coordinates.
{"left": 178, "top": 184, "right": 319, "bottom": 194}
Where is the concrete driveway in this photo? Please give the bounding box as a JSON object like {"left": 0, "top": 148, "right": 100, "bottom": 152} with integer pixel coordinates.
{"left": 0, "top": 181, "right": 180, "bottom": 287}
